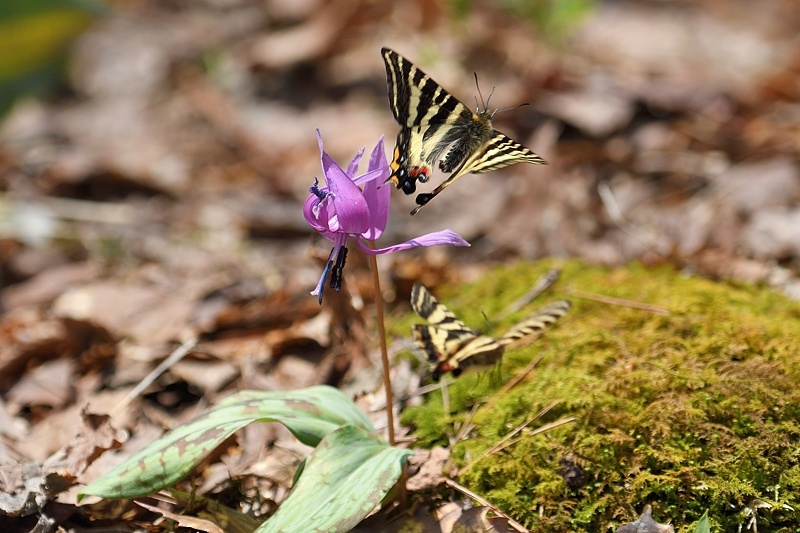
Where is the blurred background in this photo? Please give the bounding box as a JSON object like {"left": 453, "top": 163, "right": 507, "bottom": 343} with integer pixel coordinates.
{"left": 3, "top": 0, "right": 799, "bottom": 304}
{"left": 1, "top": 0, "right": 799, "bottom": 528}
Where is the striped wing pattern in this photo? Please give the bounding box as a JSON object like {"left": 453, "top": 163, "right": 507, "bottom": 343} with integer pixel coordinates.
{"left": 382, "top": 48, "right": 472, "bottom": 196}
{"left": 410, "top": 283, "right": 472, "bottom": 333}
{"left": 458, "top": 133, "right": 545, "bottom": 176}
{"left": 411, "top": 284, "right": 504, "bottom": 382}
{"left": 382, "top": 48, "right": 468, "bottom": 129}
{"left": 498, "top": 300, "right": 572, "bottom": 346}
{"left": 381, "top": 47, "right": 546, "bottom": 214}
{"left": 414, "top": 132, "right": 546, "bottom": 215}
{"left": 410, "top": 284, "right": 569, "bottom": 381}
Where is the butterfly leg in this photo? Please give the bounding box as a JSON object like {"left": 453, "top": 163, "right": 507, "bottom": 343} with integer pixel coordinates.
{"left": 410, "top": 170, "right": 465, "bottom": 214}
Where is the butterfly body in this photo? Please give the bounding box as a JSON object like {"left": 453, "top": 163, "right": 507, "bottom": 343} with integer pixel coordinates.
{"left": 410, "top": 284, "right": 570, "bottom": 381}
{"left": 381, "top": 47, "right": 546, "bottom": 213}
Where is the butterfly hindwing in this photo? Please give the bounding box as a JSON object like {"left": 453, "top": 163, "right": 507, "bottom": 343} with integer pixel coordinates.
{"left": 381, "top": 47, "right": 546, "bottom": 213}
{"left": 458, "top": 132, "right": 546, "bottom": 175}
{"left": 498, "top": 300, "right": 572, "bottom": 346}
{"left": 413, "top": 132, "right": 548, "bottom": 214}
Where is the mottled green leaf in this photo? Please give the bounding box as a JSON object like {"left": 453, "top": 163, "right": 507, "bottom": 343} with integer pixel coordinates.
{"left": 79, "top": 385, "right": 374, "bottom": 500}
{"left": 257, "top": 425, "right": 413, "bottom": 533}
{"left": 694, "top": 510, "right": 710, "bottom": 533}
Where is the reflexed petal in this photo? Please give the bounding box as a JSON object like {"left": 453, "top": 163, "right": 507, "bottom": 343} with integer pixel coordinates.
{"left": 360, "top": 136, "right": 390, "bottom": 240}
{"left": 356, "top": 229, "right": 470, "bottom": 255}
{"left": 303, "top": 195, "right": 331, "bottom": 235}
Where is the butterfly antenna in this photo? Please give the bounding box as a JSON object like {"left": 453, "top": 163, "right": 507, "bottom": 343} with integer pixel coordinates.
{"left": 481, "top": 310, "right": 494, "bottom": 333}
{"left": 485, "top": 86, "right": 496, "bottom": 110}
{"left": 473, "top": 72, "right": 499, "bottom": 113}
{"left": 473, "top": 72, "right": 482, "bottom": 112}
{"left": 491, "top": 101, "right": 529, "bottom": 118}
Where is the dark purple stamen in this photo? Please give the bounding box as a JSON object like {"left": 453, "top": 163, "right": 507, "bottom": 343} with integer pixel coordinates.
{"left": 309, "top": 177, "right": 327, "bottom": 200}
{"left": 330, "top": 246, "right": 348, "bottom": 291}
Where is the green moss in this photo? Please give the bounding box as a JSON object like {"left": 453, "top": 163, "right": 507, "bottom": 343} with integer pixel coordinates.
{"left": 401, "top": 260, "right": 800, "bottom": 532}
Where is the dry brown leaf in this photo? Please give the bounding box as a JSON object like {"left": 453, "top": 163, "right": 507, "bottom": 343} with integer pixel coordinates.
{"left": 406, "top": 447, "right": 449, "bottom": 492}
{"left": 617, "top": 505, "right": 674, "bottom": 533}
{"left": 52, "top": 281, "right": 197, "bottom": 346}
{"left": 1, "top": 262, "right": 100, "bottom": 310}
{"left": 135, "top": 500, "right": 226, "bottom": 533}
{"left": 5, "top": 358, "right": 75, "bottom": 410}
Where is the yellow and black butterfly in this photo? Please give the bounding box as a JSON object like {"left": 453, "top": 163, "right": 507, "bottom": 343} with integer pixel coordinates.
{"left": 381, "top": 48, "right": 546, "bottom": 215}
{"left": 410, "top": 284, "right": 570, "bottom": 381}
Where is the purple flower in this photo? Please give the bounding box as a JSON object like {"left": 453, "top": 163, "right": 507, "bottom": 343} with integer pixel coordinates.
{"left": 304, "top": 129, "right": 470, "bottom": 303}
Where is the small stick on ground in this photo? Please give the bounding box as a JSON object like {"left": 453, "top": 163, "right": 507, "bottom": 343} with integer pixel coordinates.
{"left": 457, "top": 401, "right": 561, "bottom": 476}
{"left": 501, "top": 268, "right": 561, "bottom": 318}
{"left": 566, "top": 288, "right": 670, "bottom": 316}
{"left": 111, "top": 338, "right": 197, "bottom": 418}
{"left": 452, "top": 402, "right": 482, "bottom": 445}
{"left": 479, "top": 354, "right": 545, "bottom": 413}
{"left": 444, "top": 478, "right": 529, "bottom": 533}
{"left": 459, "top": 417, "right": 576, "bottom": 479}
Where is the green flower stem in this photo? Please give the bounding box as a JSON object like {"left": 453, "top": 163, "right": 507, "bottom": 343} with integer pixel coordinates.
{"left": 368, "top": 241, "right": 395, "bottom": 446}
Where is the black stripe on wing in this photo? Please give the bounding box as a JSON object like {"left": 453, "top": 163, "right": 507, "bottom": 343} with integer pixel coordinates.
{"left": 414, "top": 324, "right": 477, "bottom": 365}
{"left": 464, "top": 132, "right": 546, "bottom": 175}
{"left": 382, "top": 47, "right": 469, "bottom": 129}
{"left": 498, "top": 300, "right": 571, "bottom": 346}
{"left": 411, "top": 284, "right": 473, "bottom": 333}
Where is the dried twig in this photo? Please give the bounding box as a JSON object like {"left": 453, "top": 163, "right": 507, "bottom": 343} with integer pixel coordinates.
{"left": 444, "top": 478, "right": 529, "bottom": 533}
{"left": 457, "top": 401, "right": 563, "bottom": 476}
{"left": 598, "top": 181, "right": 668, "bottom": 257}
{"left": 111, "top": 338, "right": 197, "bottom": 417}
{"left": 565, "top": 288, "right": 670, "bottom": 316}
{"left": 452, "top": 402, "right": 482, "bottom": 445}
{"left": 501, "top": 268, "right": 561, "bottom": 318}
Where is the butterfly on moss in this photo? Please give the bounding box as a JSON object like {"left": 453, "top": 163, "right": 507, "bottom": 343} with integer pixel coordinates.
{"left": 410, "top": 284, "right": 570, "bottom": 381}
{"left": 381, "top": 48, "right": 546, "bottom": 215}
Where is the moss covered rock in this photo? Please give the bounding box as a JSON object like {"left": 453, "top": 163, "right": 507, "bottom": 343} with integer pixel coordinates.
{"left": 401, "top": 260, "right": 800, "bottom": 532}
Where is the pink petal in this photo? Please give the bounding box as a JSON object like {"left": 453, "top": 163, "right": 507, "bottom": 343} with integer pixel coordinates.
{"left": 356, "top": 229, "right": 470, "bottom": 255}
{"left": 346, "top": 146, "right": 366, "bottom": 178}
{"left": 303, "top": 194, "right": 336, "bottom": 241}
{"left": 360, "top": 136, "right": 391, "bottom": 240}
{"left": 316, "top": 130, "right": 370, "bottom": 234}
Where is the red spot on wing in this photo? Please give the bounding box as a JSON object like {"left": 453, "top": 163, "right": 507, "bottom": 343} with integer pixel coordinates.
{"left": 411, "top": 167, "right": 430, "bottom": 179}
{"left": 436, "top": 361, "right": 457, "bottom": 374}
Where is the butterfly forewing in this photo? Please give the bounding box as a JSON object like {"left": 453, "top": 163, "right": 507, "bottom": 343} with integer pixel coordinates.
{"left": 382, "top": 48, "right": 473, "bottom": 195}
{"left": 411, "top": 283, "right": 472, "bottom": 333}
{"left": 381, "top": 47, "right": 546, "bottom": 213}
{"left": 382, "top": 48, "right": 468, "bottom": 129}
